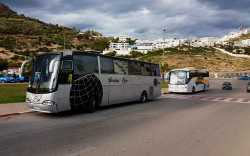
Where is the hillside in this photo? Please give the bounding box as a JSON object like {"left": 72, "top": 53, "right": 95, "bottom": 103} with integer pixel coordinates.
{"left": 133, "top": 46, "right": 250, "bottom": 72}
{"left": 0, "top": 3, "right": 110, "bottom": 68}
{"left": 0, "top": 2, "right": 17, "bottom": 15}
{"left": 0, "top": 2, "right": 250, "bottom": 72}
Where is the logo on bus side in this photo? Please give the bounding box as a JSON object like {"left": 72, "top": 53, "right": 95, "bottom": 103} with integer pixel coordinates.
{"left": 108, "top": 77, "right": 129, "bottom": 83}
{"left": 122, "top": 77, "right": 128, "bottom": 83}
{"left": 108, "top": 77, "right": 120, "bottom": 83}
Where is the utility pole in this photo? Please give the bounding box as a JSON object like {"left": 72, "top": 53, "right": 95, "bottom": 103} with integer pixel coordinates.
{"left": 64, "top": 31, "right": 65, "bottom": 50}
{"left": 162, "top": 29, "right": 166, "bottom": 82}
{"left": 163, "top": 29, "right": 166, "bottom": 66}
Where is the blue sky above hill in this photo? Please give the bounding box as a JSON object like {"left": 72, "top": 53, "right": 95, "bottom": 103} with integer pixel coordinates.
{"left": 1, "top": 0, "right": 250, "bottom": 40}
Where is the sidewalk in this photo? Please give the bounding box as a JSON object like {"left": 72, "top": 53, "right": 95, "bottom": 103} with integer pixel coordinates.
{"left": 0, "top": 88, "right": 170, "bottom": 117}
{"left": 0, "top": 102, "right": 32, "bottom": 116}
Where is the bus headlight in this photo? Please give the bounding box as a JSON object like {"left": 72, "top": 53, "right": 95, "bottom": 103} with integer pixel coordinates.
{"left": 42, "top": 100, "right": 55, "bottom": 105}
{"left": 26, "top": 98, "right": 31, "bottom": 103}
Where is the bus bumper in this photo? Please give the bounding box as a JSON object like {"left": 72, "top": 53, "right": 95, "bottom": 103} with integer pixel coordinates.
{"left": 26, "top": 103, "right": 58, "bottom": 113}
{"left": 169, "top": 87, "right": 189, "bottom": 93}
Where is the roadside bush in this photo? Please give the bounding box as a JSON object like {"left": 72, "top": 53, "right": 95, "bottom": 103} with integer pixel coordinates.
{"left": 10, "top": 55, "right": 19, "bottom": 61}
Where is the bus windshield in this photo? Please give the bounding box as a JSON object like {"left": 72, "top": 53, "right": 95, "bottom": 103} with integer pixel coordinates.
{"left": 169, "top": 70, "right": 187, "bottom": 85}
{"left": 28, "top": 54, "right": 61, "bottom": 93}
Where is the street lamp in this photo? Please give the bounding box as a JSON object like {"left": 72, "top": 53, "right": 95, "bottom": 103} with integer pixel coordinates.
{"left": 64, "top": 32, "right": 65, "bottom": 50}
{"left": 163, "top": 29, "right": 166, "bottom": 66}
{"left": 162, "top": 29, "right": 166, "bottom": 82}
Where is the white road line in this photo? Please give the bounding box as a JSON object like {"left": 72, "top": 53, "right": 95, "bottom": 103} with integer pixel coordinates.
{"left": 160, "top": 95, "right": 250, "bottom": 104}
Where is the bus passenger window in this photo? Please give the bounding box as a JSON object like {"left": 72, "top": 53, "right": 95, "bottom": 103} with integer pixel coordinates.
{"left": 141, "top": 63, "right": 151, "bottom": 76}
{"left": 151, "top": 64, "right": 160, "bottom": 76}
{"left": 100, "top": 57, "right": 114, "bottom": 74}
{"left": 114, "top": 60, "right": 128, "bottom": 75}
{"left": 128, "top": 61, "right": 142, "bottom": 75}
{"left": 73, "top": 55, "right": 98, "bottom": 77}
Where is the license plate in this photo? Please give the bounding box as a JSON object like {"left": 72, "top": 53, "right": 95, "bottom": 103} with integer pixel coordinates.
{"left": 33, "top": 107, "right": 40, "bottom": 110}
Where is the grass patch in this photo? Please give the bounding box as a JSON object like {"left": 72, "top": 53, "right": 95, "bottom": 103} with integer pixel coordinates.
{"left": 0, "top": 84, "right": 28, "bottom": 104}
{"left": 161, "top": 82, "right": 169, "bottom": 88}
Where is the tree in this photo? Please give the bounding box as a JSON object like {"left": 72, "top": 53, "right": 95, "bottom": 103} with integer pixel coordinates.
{"left": 0, "top": 59, "right": 8, "bottom": 71}
{"left": 225, "top": 45, "right": 234, "bottom": 52}
{"left": 105, "top": 51, "right": 117, "bottom": 56}
{"left": 93, "top": 39, "right": 109, "bottom": 51}
{"left": 10, "top": 55, "right": 19, "bottom": 61}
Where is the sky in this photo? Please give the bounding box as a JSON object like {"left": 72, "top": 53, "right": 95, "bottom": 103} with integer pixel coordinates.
{"left": 1, "top": 0, "right": 250, "bottom": 40}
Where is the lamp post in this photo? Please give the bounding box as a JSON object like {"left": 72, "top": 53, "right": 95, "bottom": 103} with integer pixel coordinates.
{"left": 163, "top": 29, "right": 166, "bottom": 66}
{"left": 162, "top": 29, "right": 166, "bottom": 82}
{"left": 64, "top": 32, "right": 65, "bottom": 50}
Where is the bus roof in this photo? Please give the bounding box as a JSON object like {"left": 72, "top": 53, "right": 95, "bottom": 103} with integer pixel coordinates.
{"left": 36, "top": 50, "right": 160, "bottom": 65}
{"left": 170, "top": 68, "right": 209, "bottom": 72}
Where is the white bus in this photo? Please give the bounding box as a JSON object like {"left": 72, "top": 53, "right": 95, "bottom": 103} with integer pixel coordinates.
{"left": 20, "top": 50, "right": 161, "bottom": 113}
{"left": 168, "top": 68, "right": 209, "bottom": 93}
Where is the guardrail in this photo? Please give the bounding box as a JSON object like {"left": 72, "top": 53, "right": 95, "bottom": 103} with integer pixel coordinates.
{"left": 210, "top": 71, "right": 250, "bottom": 79}
{"left": 215, "top": 48, "right": 250, "bottom": 58}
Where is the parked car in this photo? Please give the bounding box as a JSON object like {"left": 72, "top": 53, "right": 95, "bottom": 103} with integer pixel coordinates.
{"left": 247, "top": 82, "right": 250, "bottom": 93}
{"left": 0, "top": 74, "right": 16, "bottom": 83}
{"left": 222, "top": 82, "right": 232, "bottom": 90}
{"left": 238, "top": 76, "right": 249, "bottom": 80}
{"left": 16, "top": 75, "right": 29, "bottom": 83}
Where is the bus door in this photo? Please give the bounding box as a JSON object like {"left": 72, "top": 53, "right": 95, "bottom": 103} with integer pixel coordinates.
{"left": 57, "top": 60, "right": 73, "bottom": 112}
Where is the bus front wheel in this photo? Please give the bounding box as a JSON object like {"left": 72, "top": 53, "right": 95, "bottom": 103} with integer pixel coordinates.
{"left": 87, "top": 96, "right": 96, "bottom": 113}
{"left": 140, "top": 91, "right": 147, "bottom": 103}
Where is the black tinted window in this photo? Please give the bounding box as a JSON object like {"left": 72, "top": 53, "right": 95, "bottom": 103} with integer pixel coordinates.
{"left": 62, "top": 61, "right": 72, "bottom": 70}
{"left": 73, "top": 55, "right": 98, "bottom": 76}
{"left": 100, "top": 57, "right": 114, "bottom": 74}
{"left": 128, "top": 61, "right": 142, "bottom": 75}
{"left": 114, "top": 60, "right": 128, "bottom": 74}
{"left": 141, "top": 63, "right": 151, "bottom": 76}
{"left": 151, "top": 64, "right": 160, "bottom": 76}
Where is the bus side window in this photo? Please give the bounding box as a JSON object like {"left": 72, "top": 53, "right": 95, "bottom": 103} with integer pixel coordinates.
{"left": 114, "top": 59, "right": 128, "bottom": 75}
{"left": 58, "top": 60, "right": 73, "bottom": 84}
{"left": 73, "top": 55, "right": 98, "bottom": 78}
{"left": 151, "top": 64, "right": 160, "bottom": 76}
{"left": 141, "top": 63, "right": 151, "bottom": 76}
{"left": 128, "top": 61, "right": 142, "bottom": 75}
{"left": 100, "top": 57, "right": 114, "bottom": 74}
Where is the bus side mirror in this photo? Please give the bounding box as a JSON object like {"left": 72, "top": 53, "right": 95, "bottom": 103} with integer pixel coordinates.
{"left": 20, "top": 59, "right": 33, "bottom": 74}
{"left": 49, "top": 58, "right": 59, "bottom": 73}
{"left": 187, "top": 72, "right": 189, "bottom": 78}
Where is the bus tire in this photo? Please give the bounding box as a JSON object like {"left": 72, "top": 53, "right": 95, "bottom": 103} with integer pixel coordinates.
{"left": 18, "top": 79, "right": 21, "bottom": 83}
{"left": 192, "top": 87, "right": 195, "bottom": 94}
{"left": 1, "top": 80, "right": 4, "bottom": 83}
{"left": 87, "top": 96, "right": 96, "bottom": 113}
{"left": 140, "top": 91, "right": 147, "bottom": 103}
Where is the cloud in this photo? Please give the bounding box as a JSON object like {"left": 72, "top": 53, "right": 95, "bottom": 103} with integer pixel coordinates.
{"left": 1, "top": 0, "right": 250, "bottom": 40}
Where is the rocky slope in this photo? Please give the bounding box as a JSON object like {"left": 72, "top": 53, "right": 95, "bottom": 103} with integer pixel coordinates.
{"left": 0, "top": 2, "right": 17, "bottom": 15}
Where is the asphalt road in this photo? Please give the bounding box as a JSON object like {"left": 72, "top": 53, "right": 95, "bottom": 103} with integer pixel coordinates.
{"left": 0, "top": 79, "right": 250, "bottom": 156}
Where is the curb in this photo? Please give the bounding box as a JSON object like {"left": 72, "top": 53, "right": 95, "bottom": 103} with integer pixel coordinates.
{"left": 0, "top": 112, "right": 20, "bottom": 117}
{"left": 162, "top": 92, "right": 171, "bottom": 94}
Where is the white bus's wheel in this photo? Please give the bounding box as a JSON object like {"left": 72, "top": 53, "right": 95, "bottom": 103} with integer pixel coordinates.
{"left": 87, "top": 96, "right": 96, "bottom": 113}
{"left": 192, "top": 87, "right": 195, "bottom": 93}
{"left": 140, "top": 91, "right": 147, "bottom": 103}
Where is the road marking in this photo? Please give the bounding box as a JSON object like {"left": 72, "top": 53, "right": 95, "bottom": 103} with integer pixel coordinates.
{"left": 160, "top": 94, "right": 250, "bottom": 104}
